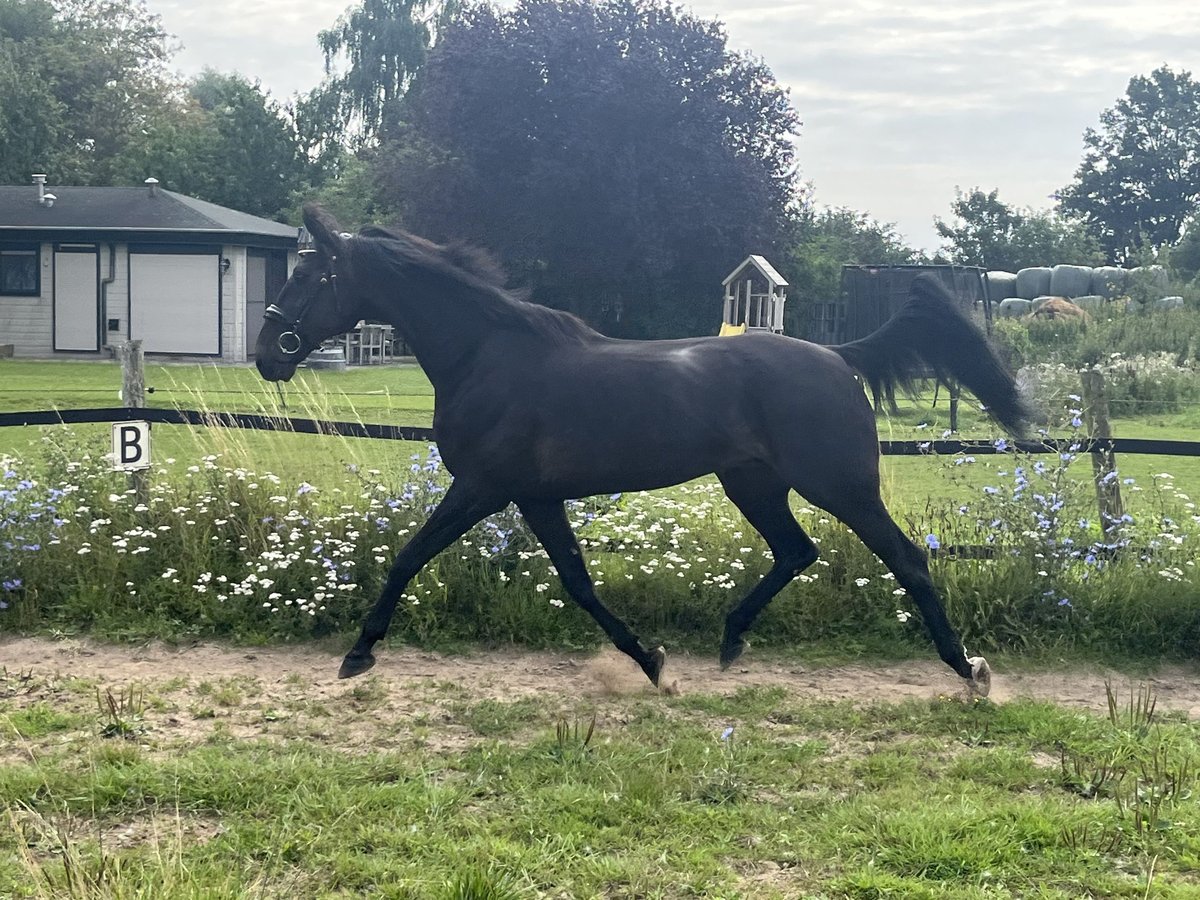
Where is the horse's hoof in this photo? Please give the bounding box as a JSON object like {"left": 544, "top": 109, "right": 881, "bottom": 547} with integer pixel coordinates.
{"left": 643, "top": 645, "right": 667, "bottom": 687}
{"left": 338, "top": 652, "right": 376, "bottom": 679}
{"left": 967, "top": 656, "right": 992, "bottom": 698}
{"left": 719, "top": 637, "right": 748, "bottom": 670}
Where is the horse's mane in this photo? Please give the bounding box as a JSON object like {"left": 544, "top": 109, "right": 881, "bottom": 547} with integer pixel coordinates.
{"left": 351, "top": 224, "right": 596, "bottom": 344}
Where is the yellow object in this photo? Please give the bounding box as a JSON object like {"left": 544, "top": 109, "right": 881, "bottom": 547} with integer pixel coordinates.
{"left": 718, "top": 322, "right": 747, "bottom": 336}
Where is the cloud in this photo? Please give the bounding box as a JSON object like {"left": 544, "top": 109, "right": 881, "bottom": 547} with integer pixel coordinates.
{"left": 153, "top": 0, "right": 1200, "bottom": 250}
{"left": 693, "top": 0, "right": 1200, "bottom": 247}
{"left": 154, "top": 0, "right": 342, "bottom": 99}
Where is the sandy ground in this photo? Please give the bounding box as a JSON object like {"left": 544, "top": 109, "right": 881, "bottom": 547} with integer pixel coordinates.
{"left": 4, "top": 635, "right": 1200, "bottom": 719}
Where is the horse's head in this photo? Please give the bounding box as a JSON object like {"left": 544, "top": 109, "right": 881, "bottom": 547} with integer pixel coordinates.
{"left": 255, "top": 205, "right": 366, "bottom": 382}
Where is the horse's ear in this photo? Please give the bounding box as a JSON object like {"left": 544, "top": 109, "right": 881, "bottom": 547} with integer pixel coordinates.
{"left": 302, "top": 204, "right": 345, "bottom": 257}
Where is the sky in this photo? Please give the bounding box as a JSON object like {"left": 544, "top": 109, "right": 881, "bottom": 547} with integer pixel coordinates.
{"left": 151, "top": 0, "right": 1200, "bottom": 252}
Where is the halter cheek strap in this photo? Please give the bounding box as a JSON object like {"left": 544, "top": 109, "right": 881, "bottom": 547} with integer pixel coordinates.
{"left": 264, "top": 253, "right": 338, "bottom": 356}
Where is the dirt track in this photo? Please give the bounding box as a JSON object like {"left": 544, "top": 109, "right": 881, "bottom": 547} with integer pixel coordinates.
{"left": 4, "top": 636, "right": 1200, "bottom": 719}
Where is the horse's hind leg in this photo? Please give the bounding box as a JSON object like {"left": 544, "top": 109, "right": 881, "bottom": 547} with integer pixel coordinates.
{"left": 717, "top": 465, "right": 819, "bottom": 669}
{"left": 518, "top": 498, "right": 668, "bottom": 687}
{"left": 823, "top": 491, "right": 990, "bottom": 696}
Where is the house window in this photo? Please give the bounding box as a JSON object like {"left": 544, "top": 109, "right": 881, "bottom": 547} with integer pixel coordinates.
{"left": 0, "top": 245, "right": 40, "bottom": 296}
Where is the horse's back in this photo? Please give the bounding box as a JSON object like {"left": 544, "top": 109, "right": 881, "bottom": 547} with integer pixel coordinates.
{"left": 435, "top": 330, "right": 877, "bottom": 497}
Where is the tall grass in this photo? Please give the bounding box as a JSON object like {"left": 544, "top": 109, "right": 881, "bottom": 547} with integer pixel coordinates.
{"left": 994, "top": 305, "right": 1200, "bottom": 371}
{"left": 994, "top": 307, "right": 1200, "bottom": 419}
{"left": 3, "top": 381, "right": 1198, "bottom": 660}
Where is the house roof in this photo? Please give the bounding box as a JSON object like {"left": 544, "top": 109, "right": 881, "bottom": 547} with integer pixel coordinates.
{"left": 723, "top": 254, "right": 788, "bottom": 288}
{"left": 0, "top": 184, "right": 299, "bottom": 244}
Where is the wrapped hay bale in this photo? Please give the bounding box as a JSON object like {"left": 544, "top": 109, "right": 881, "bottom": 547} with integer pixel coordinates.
{"left": 1153, "top": 295, "right": 1185, "bottom": 311}
{"left": 1015, "top": 267, "right": 1052, "bottom": 299}
{"left": 997, "top": 297, "right": 1032, "bottom": 318}
{"left": 1127, "top": 265, "right": 1170, "bottom": 299}
{"left": 1090, "top": 266, "right": 1127, "bottom": 298}
{"left": 1049, "top": 264, "right": 1094, "bottom": 298}
{"left": 985, "top": 271, "right": 1018, "bottom": 303}
{"left": 1073, "top": 295, "right": 1107, "bottom": 314}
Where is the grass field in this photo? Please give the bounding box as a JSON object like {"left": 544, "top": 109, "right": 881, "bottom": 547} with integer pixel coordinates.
{"left": 0, "top": 359, "right": 435, "bottom": 486}
{"left": 0, "top": 359, "right": 435, "bottom": 419}
{"left": 4, "top": 640, "right": 1200, "bottom": 899}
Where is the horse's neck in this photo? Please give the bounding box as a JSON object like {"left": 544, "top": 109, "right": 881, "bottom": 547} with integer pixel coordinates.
{"left": 366, "top": 283, "right": 492, "bottom": 389}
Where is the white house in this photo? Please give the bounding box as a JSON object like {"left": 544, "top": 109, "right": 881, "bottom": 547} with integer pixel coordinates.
{"left": 0, "top": 176, "right": 299, "bottom": 361}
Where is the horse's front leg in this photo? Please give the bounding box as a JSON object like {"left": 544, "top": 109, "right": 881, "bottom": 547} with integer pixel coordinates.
{"left": 340, "top": 479, "right": 507, "bottom": 678}
{"left": 517, "top": 499, "right": 667, "bottom": 687}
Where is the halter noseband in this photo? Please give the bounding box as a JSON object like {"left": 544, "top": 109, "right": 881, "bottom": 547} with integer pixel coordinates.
{"left": 263, "top": 250, "right": 339, "bottom": 357}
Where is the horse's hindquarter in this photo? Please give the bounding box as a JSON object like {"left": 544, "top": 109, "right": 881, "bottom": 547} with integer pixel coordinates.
{"left": 435, "top": 334, "right": 874, "bottom": 499}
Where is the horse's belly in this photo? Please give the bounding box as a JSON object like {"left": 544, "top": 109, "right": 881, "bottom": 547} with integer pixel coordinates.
{"left": 524, "top": 425, "right": 756, "bottom": 497}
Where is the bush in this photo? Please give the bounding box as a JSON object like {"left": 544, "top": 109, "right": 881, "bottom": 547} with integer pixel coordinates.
{"left": 993, "top": 306, "right": 1200, "bottom": 417}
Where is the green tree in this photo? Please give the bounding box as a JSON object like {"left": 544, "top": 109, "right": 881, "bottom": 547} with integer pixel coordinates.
{"left": 111, "top": 71, "right": 305, "bottom": 219}
{"left": 786, "top": 205, "right": 923, "bottom": 339}
{"left": 790, "top": 206, "right": 921, "bottom": 301}
{"left": 1007, "top": 210, "right": 1103, "bottom": 269}
{"left": 935, "top": 188, "right": 1023, "bottom": 270}
{"left": 1172, "top": 223, "right": 1200, "bottom": 283}
{"left": 283, "top": 153, "right": 393, "bottom": 230}
{"left": 0, "top": 0, "right": 63, "bottom": 182}
{"left": 378, "top": 0, "right": 800, "bottom": 338}
{"left": 0, "top": 0, "right": 177, "bottom": 184}
{"left": 314, "top": 0, "right": 458, "bottom": 144}
{"left": 1059, "top": 65, "right": 1200, "bottom": 262}
{"left": 937, "top": 187, "right": 1102, "bottom": 270}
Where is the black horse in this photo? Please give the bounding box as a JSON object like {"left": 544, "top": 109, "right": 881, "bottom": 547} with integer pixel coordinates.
{"left": 257, "top": 206, "right": 1030, "bottom": 695}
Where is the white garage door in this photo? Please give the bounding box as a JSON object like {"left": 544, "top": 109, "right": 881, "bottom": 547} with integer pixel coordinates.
{"left": 54, "top": 248, "right": 100, "bottom": 351}
{"left": 130, "top": 252, "right": 220, "bottom": 355}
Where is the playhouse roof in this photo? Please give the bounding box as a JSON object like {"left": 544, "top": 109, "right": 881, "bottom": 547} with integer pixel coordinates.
{"left": 722, "top": 254, "right": 788, "bottom": 288}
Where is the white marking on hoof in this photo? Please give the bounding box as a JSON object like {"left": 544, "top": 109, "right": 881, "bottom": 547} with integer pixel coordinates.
{"left": 967, "top": 656, "right": 992, "bottom": 698}
{"left": 653, "top": 647, "right": 681, "bottom": 695}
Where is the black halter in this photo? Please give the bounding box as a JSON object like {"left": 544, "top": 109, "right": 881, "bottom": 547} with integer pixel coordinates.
{"left": 263, "top": 250, "right": 339, "bottom": 356}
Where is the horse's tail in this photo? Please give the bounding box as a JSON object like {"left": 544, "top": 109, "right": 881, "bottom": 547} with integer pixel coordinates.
{"left": 830, "top": 273, "right": 1032, "bottom": 435}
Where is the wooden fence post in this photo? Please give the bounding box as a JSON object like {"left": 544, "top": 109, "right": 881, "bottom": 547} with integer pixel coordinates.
{"left": 118, "top": 340, "right": 149, "bottom": 501}
{"left": 119, "top": 340, "right": 145, "bottom": 409}
{"left": 948, "top": 381, "right": 960, "bottom": 433}
{"left": 1080, "top": 368, "right": 1123, "bottom": 531}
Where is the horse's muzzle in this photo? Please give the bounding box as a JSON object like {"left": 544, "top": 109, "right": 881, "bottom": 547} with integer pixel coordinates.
{"left": 255, "top": 357, "right": 297, "bottom": 383}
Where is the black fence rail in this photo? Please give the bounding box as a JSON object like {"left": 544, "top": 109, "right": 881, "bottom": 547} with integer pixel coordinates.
{"left": 2, "top": 407, "right": 1200, "bottom": 458}
{"left": 0, "top": 407, "right": 434, "bottom": 443}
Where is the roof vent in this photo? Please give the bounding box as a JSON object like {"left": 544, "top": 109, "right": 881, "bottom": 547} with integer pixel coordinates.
{"left": 32, "top": 173, "right": 51, "bottom": 206}
{"left": 145, "top": 177, "right": 160, "bottom": 197}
